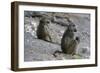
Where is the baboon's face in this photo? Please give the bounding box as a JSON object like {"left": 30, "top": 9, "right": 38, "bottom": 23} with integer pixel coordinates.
{"left": 41, "top": 18, "right": 51, "bottom": 25}
{"left": 44, "top": 19, "right": 50, "bottom": 24}
{"left": 69, "top": 24, "right": 77, "bottom": 32}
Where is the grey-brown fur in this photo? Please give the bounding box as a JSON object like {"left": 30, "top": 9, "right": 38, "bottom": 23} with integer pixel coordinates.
{"left": 37, "top": 17, "right": 52, "bottom": 42}
{"left": 61, "top": 24, "right": 80, "bottom": 55}
{"left": 53, "top": 24, "right": 80, "bottom": 57}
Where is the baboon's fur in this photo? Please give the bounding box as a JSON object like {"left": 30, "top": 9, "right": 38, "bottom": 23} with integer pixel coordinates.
{"left": 61, "top": 24, "right": 80, "bottom": 54}
{"left": 37, "top": 17, "right": 52, "bottom": 42}
{"left": 53, "top": 24, "right": 80, "bottom": 57}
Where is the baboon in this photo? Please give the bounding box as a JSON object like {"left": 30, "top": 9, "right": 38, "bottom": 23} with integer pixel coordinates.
{"left": 37, "top": 17, "right": 52, "bottom": 42}
{"left": 61, "top": 24, "right": 79, "bottom": 54}
{"left": 53, "top": 24, "right": 80, "bottom": 57}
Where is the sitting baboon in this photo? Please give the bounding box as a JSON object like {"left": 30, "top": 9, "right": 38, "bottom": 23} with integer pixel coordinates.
{"left": 37, "top": 17, "right": 52, "bottom": 42}
{"left": 53, "top": 24, "right": 80, "bottom": 57}
{"left": 61, "top": 24, "right": 79, "bottom": 54}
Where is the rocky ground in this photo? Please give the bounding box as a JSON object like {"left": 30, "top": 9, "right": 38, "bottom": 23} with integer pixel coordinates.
{"left": 24, "top": 11, "right": 90, "bottom": 62}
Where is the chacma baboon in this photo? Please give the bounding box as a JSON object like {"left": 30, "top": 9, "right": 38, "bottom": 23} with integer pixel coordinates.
{"left": 37, "top": 17, "right": 52, "bottom": 42}
{"left": 61, "top": 24, "right": 79, "bottom": 54}
{"left": 53, "top": 24, "right": 80, "bottom": 57}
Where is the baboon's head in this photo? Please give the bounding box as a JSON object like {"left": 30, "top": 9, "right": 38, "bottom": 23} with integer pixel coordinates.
{"left": 68, "top": 24, "right": 77, "bottom": 32}
{"left": 40, "top": 17, "right": 51, "bottom": 25}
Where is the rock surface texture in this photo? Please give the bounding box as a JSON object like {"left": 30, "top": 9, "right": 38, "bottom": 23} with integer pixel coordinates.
{"left": 24, "top": 11, "right": 90, "bottom": 61}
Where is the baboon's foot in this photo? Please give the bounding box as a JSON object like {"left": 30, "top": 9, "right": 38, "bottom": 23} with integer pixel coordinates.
{"left": 53, "top": 50, "right": 62, "bottom": 57}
